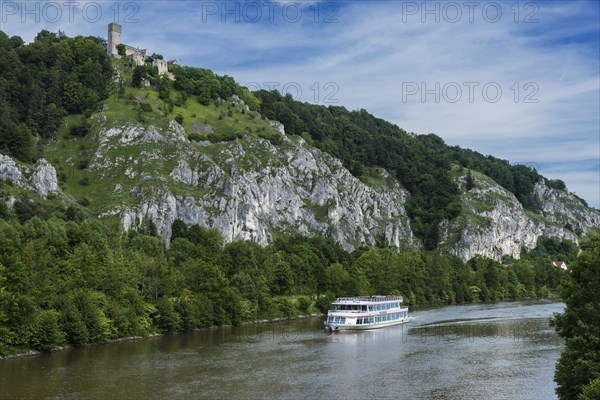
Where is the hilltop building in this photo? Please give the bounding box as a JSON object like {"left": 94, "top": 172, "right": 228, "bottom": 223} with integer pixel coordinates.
{"left": 107, "top": 23, "right": 146, "bottom": 66}
{"left": 107, "top": 23, "right": 174, "bottom": 79}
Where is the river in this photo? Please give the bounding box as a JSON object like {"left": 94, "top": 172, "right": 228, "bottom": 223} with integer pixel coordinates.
{"left": 0, "top": 299, "right": 564, "bottom": 399}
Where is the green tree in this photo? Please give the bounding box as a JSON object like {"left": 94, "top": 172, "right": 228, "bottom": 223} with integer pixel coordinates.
{"left": 116, "top": 44, "right": 126, "bottom": 56}
{"left": 2, "top": 124, "right": 37, "bottom": 161}
{"left": 131, "top": 66, "right": 144, "bottom": 88}
{"left": 552, "top": 236, "right": 600, "bottom": 400}
{"left": 324, "top": 263, "right": 354, "bottom": 296}
{"left": 30, "top": 309, "right": 65, "bottom": 351}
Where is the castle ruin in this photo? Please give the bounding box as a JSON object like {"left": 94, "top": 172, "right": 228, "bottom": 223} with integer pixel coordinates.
{"left": 107, "top": 23, "right": 174, "bottom": 79}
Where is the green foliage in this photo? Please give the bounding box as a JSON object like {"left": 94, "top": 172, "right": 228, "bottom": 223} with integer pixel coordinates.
{"left": 171, "top": 65, "right": 260, "bottom": 110}
{"left": 579, "top": 378, "right": 600, "bottom": 400}
{"left": 30, "top": 309, "right": 65, "bottom": 351}
{"left": 0, "top": 30, "right": 111, "bottom": 159}
{"left": 315, "top": 292, "right": 336, "bottom": 314}
{"left": 13, "top": 194, "right": 46, "bottom": 223}
{"left": 69, "top": 121, "right": 91, "bottom": 138}
{"left": 131, "top": 66, "right": 145, "bottom": 88}
{"left": 296, "top": 296, "right": 312, "bottom": 314}
{"left": 0, "top": 124, "right": 37, "bottom": 162}
{"left": 257, "top": 129, "right": 283, "bottom": 145}
{"left": 552, "top": 236, "right": 600, "bottom": 400}
{"left": 547, "top": 179, "right": 567, "bottom": 190}
{"left": 465, "top": 170, "right": 475, "bottom": 191}
{"left": 139, "top": 102, "right": 152, "bottom": 113}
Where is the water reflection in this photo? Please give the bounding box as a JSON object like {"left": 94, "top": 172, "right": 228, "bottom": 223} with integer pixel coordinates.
{"left": 1, "top": 300, "right": 564, "bottom": 400}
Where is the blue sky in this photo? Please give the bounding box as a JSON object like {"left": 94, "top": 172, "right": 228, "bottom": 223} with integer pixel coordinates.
{"left": 1, "top": 0, "right": 599, "bottom": 208}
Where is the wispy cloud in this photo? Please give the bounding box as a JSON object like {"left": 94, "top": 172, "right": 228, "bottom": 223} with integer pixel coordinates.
{"left": 2, "top": 0, "right": 598, "bottom": 207}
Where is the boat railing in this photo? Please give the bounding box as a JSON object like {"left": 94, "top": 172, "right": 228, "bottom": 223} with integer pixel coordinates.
{"left": 334, "top": 295, "right": 403, "bottom": 303}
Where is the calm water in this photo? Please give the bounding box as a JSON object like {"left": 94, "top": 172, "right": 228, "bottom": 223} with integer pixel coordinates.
{"left": 0, "top": 299, "right": 564, "bottom": 400}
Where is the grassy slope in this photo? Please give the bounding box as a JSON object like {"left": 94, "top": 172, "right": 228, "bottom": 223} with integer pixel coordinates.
{"left": 41, "top": 61, "right": 284, "bottom": 216}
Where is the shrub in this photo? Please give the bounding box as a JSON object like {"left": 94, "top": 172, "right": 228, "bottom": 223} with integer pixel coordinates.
{"left": 297, "top": 296, "right": 311, "bottom": 314}
{"left": 69, "top": 122, "right": 90, "bottom": 138}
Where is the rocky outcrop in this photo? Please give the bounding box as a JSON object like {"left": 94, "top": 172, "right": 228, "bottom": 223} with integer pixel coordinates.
{"left": 1, "top": 154, "right": 62, "bottom": 199}
{"left": 440, "top": 173, "right": 580, "bottom": 261}
{"left": 0, "top": 154, "right": 22, "bottom": 183}
{"left": 533, "top": 181, "right": 600, "bottom": 233}
{"left": 116, "top": 136, "right": 415, "bottom": 252}
{"left": 31, "top": 159, "right": 61, "bottom": 197}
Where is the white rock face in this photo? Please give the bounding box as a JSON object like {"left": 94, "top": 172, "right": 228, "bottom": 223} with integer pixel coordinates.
{"left": 31, "top": 159, "right": 61, "bottom": 197}
{"left": 533, "top": 181, "right": 600, "bottom": 232}
{"left": 0, "top": 154, "right": 22, "bottom": 183}
{"left": 441, "top": 173, "right": 582, "bottom": 261}
{"left": 4, "top": 116, "right": 596, "bottom": 262}
{"left": 117, "top": 137, "right": 415, "bottom": 251}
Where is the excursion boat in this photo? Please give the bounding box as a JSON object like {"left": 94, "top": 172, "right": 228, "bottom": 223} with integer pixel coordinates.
{"left": 324, "top": 295, "right": 410, "bottom": 332}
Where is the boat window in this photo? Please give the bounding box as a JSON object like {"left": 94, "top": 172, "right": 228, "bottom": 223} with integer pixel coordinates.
{"left": 362, "top": 306, "right": 367, "bottom": 311}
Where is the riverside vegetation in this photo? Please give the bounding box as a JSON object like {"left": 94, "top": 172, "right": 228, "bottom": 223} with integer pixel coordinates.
{"left": 552, "top": 236, "right": 600, "bottom": 400}
{"left": 0, "top": 30, "right": 594, "bottom": 356}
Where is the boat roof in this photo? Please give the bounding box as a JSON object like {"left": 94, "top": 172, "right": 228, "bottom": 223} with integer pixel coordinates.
{"left": 333, "top": 295, "right": 403, "bottom": 304}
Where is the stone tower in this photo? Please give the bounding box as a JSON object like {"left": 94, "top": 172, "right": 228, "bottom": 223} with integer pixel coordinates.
{"left": 107, "top": 23, "right": 121, "bottom": 57}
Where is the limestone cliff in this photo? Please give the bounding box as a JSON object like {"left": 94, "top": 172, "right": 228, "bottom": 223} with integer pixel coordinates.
{"left": 92, "top": 118, "right": 414, "bottom": 252}
{"left": 438, "top": 171, "right": 592, "bottom": 261}
{"left": 533, "top": 181, "right": 600, "bottom": 233}
{"left": 1, "top": 118, "right": 598, "bottom": 261}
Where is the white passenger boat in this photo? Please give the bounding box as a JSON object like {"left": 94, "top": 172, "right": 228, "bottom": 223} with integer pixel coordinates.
{"left": 324, "top": 295, "right": 409, "bottom": 332}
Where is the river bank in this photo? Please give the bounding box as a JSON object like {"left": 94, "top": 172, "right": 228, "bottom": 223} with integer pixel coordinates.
{"left": 0, "top": 313, "right": 324, "bottom": 361}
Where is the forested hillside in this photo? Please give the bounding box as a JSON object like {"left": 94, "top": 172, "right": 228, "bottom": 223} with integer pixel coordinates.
{"left": 255, "top": 91, "right": 585, "bottom": 247}
{"left": 0, "top": 30, "right": 111, "bottom": 161}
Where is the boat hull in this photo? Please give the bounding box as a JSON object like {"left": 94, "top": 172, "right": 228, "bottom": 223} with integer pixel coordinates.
{"left": 325, "top": 317, "right": 411, "bottom": 332}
